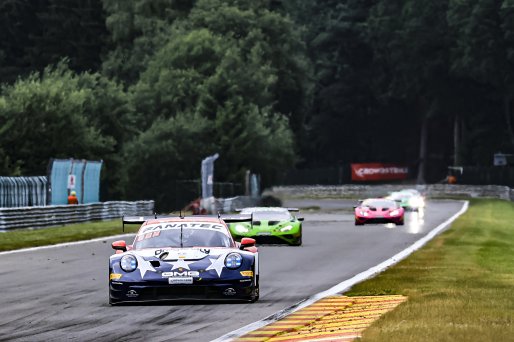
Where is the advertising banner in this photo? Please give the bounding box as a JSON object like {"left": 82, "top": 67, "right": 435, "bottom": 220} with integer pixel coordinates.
{"left": 351, "top": 163, "right": 409, "bottom": 181}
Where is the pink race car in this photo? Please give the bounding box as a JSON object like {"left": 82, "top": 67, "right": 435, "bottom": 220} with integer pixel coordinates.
{"left": 354, "top": 198, "right": 404, "bottom": 226}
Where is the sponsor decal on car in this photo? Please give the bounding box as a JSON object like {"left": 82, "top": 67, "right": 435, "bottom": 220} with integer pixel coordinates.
{"left": 240, "top": 271, "right": 253, "bottom": 277}
{"left": 126, "top": 290, "right": 139, "bottom": 298}
{"left": 141, "top": 222, "right": 225, "bottom": 234}
{"left": 162, "top": 271, "right": 200, "bottom": 277}
{"left": 169, "top": 277, "right": 193, "bottom": 284}
{"left": 110, "top": 273, "right": 122, "bottom": 280}
{"left": 223, "top": 288, "right": 237, "bottom": 296}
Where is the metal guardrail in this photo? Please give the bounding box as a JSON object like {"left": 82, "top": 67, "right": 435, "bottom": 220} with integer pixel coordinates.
{"left": 0, "top": 201, "right": 154, "bottom": 230}
{"left": 0, "top": 176, "right": 47, "bottom": 207}
{"left": 268, "top": 184, "right": 514, "bottom": 201}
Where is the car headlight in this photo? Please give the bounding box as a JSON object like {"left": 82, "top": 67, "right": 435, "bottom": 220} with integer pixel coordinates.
{"left": 389, "top": 209, "right": 400, "bottom": 216}
{"left": 225, "top": 253, "right": 243, "bottom": 269}
{"left": 409, "top": 197, "right": 424, "bottom": 207}
{"left": 120, "top": 255, "right": 138, "bottom": 272}
{"left": 280, "top": 225, "right": 293, "bottom": 232}
{"left": 234, "top": 224, "right": 249, "bottom": 233}
{"left": 359, "top": 211, "right": 369, "bottom": 217}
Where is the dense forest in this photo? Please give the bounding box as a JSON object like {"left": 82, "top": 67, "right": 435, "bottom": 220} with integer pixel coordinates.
{"left": 1, "top": 0, "right": 514, "bottom": 203}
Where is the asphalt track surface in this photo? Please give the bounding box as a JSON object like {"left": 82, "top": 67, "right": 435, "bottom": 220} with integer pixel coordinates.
{"left": 0, "top": 199, "right": 464, "bottom": 342}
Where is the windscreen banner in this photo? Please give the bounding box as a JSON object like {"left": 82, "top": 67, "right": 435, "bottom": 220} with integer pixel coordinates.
{"left": 351, "top": 163, "right": 409, "bottom": 181}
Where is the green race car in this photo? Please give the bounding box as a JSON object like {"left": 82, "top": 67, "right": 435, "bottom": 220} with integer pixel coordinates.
{"left": 228, "top": 207, "right": 304, "bottom": 246}
{"left": 385, "top": 189, "right": 425, "bottom": 211}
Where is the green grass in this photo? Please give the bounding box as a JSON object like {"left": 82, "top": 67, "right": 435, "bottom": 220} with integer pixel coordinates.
{"left": 347, "top": 198, "right": 514, "bottom": 341}
{"left": 0, "top": 219, "right": 139, "bottom": 252}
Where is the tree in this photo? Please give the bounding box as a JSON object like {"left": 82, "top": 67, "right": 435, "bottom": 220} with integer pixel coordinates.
{"left": 102, "top": 0, "right": 194, "bottom": 84}
{"left": 122, "top": 113, "right": 214, "bottom": 211}
{"left": 76, "top": 72, "right": 136, "bottom": 199}
{"left": 0, "top": 0, "right": 108, "bottom": 84}
{"left": 0, "top": 0, "right": 45, "bottom": 83}
{"left": 367, "top": 0, "right": 452, "bottom": 183}
{"left": 0, "top": 62, "right": 116, "bottom": 177}
{"left": 186, "top": 0, "right": 313, "bottom": 136}
{"left": 290, "top": 0, "right": 383, "bottom": 166}
{"left": 449, "top": 0, "right": 514, "bottom": 158}
{"left": 127, "top": 0, "right": 303, "bottom": 195}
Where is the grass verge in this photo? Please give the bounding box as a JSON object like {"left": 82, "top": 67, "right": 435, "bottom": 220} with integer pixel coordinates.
{"left": 0, "top": 219, "right": 138, "bottom": 252}
{"left": 347, "top": 198, "right": 514, "bottom": 341}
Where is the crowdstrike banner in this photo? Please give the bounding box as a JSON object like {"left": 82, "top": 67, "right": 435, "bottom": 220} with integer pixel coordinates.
{"left": 351, "top": 163, "right": 409, "bottom": 181}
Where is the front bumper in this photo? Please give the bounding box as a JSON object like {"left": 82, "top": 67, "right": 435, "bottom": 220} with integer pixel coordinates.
{"left": 355, "top": 216, "right": 403, "bottom": 224}
{"left": 232, "top": 231, "right": 301, "bottom": 245}
{"left": 109, "top": 279, "right": 256, "bottom": 303}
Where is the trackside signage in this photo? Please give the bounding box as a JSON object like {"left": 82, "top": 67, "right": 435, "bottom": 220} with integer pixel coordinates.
{"left": 351, "top": 163, "right": 409, "bottom": 181}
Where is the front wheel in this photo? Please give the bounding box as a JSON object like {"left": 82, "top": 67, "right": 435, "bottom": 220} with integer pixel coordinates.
{"left": 355, "top": 219, "right": 363, "bottom": 226}
{"left": 249, "top": 275, "right": 259, "bottom": 302}
{"left": 291, "top": 226, "right": 302, "bottom": 246}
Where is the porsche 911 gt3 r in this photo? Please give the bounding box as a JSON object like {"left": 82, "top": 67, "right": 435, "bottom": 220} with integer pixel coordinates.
{"left": 109, "top": 215, "right": 259, "bottom": 304}
{"left": 228, "top": 207, "right": 303, "bottom": 246}
{"left": 354, "top": 198, "right": 404, "bottom": 226}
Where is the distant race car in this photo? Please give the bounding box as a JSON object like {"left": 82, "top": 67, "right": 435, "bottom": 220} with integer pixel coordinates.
{"left": 228, "top": 207, "right": 303, "bottom": 246}
{"left": 109, "top": 215, "right": 259, "bottom": 304}
{"left": 386, "top": 189, "right": 425, "bottom": 211}
{"left": 354, "top": 198, "right": 405, "bottom": 226}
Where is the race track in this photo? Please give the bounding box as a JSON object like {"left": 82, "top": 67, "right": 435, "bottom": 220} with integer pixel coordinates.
{"left": 0, "top": 199, "right": 465, "bottom": 342}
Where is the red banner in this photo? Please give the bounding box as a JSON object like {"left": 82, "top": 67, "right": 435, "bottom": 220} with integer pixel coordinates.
{"left": 351, "top": 163, "right": 409, "bottom": 181}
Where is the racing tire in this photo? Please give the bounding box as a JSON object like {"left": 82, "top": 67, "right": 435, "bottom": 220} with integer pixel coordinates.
{"left": 109, "top": 297, "right": 121, "bottom": 305}
{"left": 397, "top": 219, "right": 405, "bottom": 226}
{"left": 291, "top": 226, "right": 302, "bottom": 246}
{"left": 355, "top": 219, "right": 364, "bottom": 226}
{"left": 249, "top": 275, "right": 259, "bottom": 303}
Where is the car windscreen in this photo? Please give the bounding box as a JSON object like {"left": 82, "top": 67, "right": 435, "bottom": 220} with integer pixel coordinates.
{"left": 388, "top": 192, "right": 410, "bottom": 200}
{"left": 133, "top": 224, "right": 232, "bottom": 249}
{"left": 400, "top": 190, "right": 419, "bottom": 197}
{"left": 251, "top": 211, "right": 291, "bottom": 220}
{"left": 362, "top": 199, "right": 398, "bottom": 208}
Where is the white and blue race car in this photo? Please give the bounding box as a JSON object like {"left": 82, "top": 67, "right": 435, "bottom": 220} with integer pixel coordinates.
{"left": 109, "top": 215, "right": 259, "bottom": 304}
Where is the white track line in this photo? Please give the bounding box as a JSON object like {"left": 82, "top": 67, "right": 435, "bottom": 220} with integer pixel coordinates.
{"left": 211, "top": 200, "right": 469, "bottom": 342}
{"left": 0, "top": 233, "right": 135, "bottom": 256}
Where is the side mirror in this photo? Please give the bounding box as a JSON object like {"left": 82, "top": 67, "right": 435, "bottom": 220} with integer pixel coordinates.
{"left": 112, "top": 240, "right": 127, "bottom": 252}
{"left": 240, "top": 237, "right": 256, "bottom": 249}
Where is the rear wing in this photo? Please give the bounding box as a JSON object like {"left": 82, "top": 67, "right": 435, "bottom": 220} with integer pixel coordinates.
{"left": 122, "top": 214, "right": 252, "bottom": 232}
{"left": 234, "top": 207, "right": 300, "bottom": 212}
{"left": 219, "top": 214, "right": 252, "bottom": 223}
{"left": 122, "top": 215, "right": 175, "bottom": 232}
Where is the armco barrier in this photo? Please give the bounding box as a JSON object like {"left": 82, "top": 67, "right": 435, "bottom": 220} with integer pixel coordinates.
{"left": 0, "top": 176, "right": 47, "bottom": 207}
{"left": 0, "top": 201, "right": 154, "bottom": 230}
{"left": 267, "top": 184, "right": 514, "bottom": 201}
